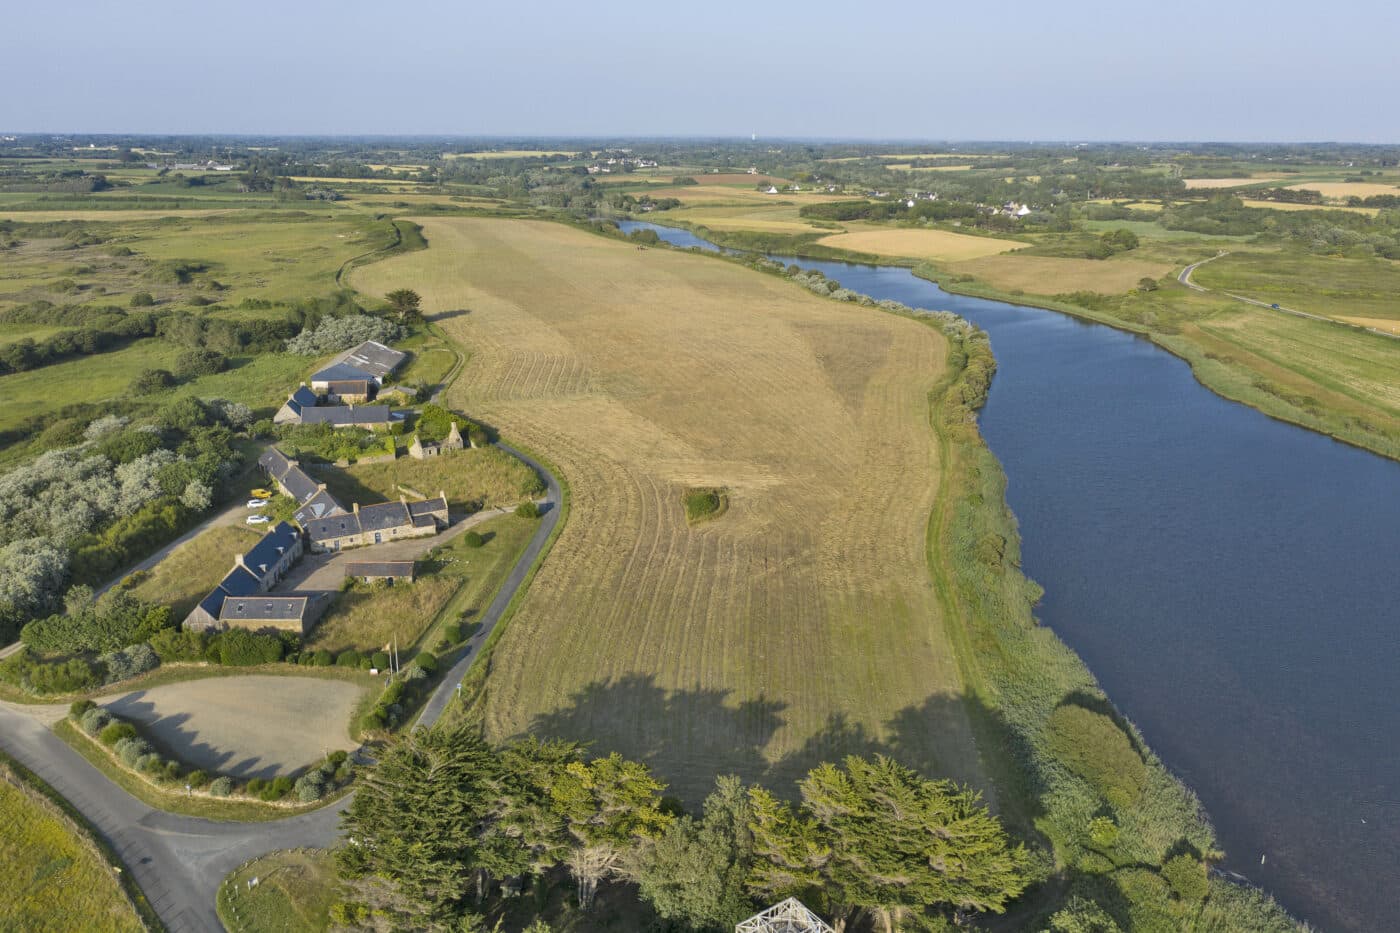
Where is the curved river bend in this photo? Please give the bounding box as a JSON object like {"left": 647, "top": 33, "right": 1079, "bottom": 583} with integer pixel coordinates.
{"left": 619, "top": 220, "right": 1400, "bottom": 932}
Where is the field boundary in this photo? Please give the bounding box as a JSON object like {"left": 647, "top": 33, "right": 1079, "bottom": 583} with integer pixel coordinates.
{"left": 0, "top": 748, "right": 165, "bottom": 932}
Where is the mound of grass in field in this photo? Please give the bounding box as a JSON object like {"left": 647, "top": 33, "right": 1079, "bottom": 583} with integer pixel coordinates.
{"left": 682, "top": 487, "right": 727, "bottom": 524}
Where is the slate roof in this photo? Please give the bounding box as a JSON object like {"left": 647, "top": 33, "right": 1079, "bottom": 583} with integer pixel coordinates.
{"left": 219, "top": 595, "right": 310, "bottom": 623}
{"left": 241, "top": 522, "right": 300, "bottom": 576}
{"left": 278, "top": 464, "right": 322, "bottom": 503}
{"left": 294, "top": 488, "right": 345, "bottom": 524}
{"left": 325, "top": 379, "right": 373, "bottom": 396}
{"left": 258, "top": 447, "right": 292, "bottom": 477}
{"left": 310, "top": 362, "right": 376, "bottom": 384}
{"left": 330, "top": 340, "right": 406, "bottom": 381}
{"left": 305, "top": 512, "right": 360, "bottom": 542}
{"left": 407, "top": 496, "right": 448, "bottom": 518}
{"left": 357, "top": 501, "right": 413, "bottom": 533}
{"left": 344, "top": 560, "right": 416, "bottom": 577}
{"left": 299, "top": 406, "right": 394, "bottom": 427}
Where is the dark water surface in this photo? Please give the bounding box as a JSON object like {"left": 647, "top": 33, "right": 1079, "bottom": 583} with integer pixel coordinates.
{"left": 619, "top": 220, "right": 1400, "bottom": 931}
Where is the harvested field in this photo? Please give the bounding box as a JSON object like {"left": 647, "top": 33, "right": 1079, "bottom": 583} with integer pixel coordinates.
{"left": 1338, "top": 316, "right": 1400, "bottom": 335}
{"left": 687, "top": 172, "right": 789, "bottom": 186}
{"left": 1239, "top": 199, "right": 1379, "bottom": 216}
{"left": 887, "top": 163, "right": 974, "bottom": 172}
{"left": 351, "top": 217, "right": 983, "bottom": 802}
{"left": 949, "top": 254, "right": 1176, "bottom": 294}
{"left": 1284, "top": 181, "right": 1400, "bottom": 199}
{"left": 816, "top": 226, "right": 1023, "bottom": 262}
{"left": 1183, "top": 175, "right": 1291, "bottom": 189}
{"left": 103, "top": 676, "right": 364, "bottom": 779}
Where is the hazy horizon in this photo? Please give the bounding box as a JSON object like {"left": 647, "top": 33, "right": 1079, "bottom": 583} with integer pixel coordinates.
{"left": 6, "top": 0, "right": 1398, "bottom": 142}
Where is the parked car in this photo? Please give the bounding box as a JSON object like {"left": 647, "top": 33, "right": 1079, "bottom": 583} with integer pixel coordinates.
{"left": 246, "top": 515, "right": 271, "bottom": 525}
{"left": 246, "top": 499, "right": 269, "bottom": 509}
{"left": 250, "top": 488, "right": 274, "bottom": 499}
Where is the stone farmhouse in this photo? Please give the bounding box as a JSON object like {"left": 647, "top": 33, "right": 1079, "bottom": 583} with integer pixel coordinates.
{"left": 274, "top": 385, "right": 320, "bottom": 425}
{"left": 320, "top": 340, "right": 406, "bottom": 384}
{"left": 305, "top": 495, "right": 449, "bottom": 553}
{"left": 408, "top": 421, "right": 465, "bottom": 460}
{"left": 257, "top": 447, "right": 347, "bottom": 524}
{"left": 183, "top": 521, "right": 329, "bottom": 634}
{"left": 273, "top": 340, "right": 409, "bottom": 426}
{"left": 298, "top": 404, "right": 398, "bottom": 429}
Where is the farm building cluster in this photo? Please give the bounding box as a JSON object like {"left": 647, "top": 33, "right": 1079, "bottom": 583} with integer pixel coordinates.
{"left": 274, "top": 339, "right": 409, "bottom": 429}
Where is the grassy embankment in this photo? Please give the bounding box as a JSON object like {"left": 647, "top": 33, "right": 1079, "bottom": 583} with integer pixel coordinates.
{"left": 0, "top": 754, "right": 152, "bottom": 932}
{"left": 217, "top": 849, "right": 338, "bottom": 933}
{"left": 352, "top": 216, "right": 985, "bottom": 804}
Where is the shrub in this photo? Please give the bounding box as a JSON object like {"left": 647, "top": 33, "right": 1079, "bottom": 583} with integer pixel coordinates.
{"left": 327, "top": 750, "right": 348, "bottom": 766}
{"left": 358, "top": 656, "right": 373, "bottom": 670}
{"left": 100, "top": 721, "right": 138, "bottom": 746}
{"left": 81, "top": 707, "right": 113, "bottom": 735}
{"left": 336, "top": 649, "right": 363, "bottom": 668}
{"left": 440, "top": 624, "right": 461, "bottom": 644}
{"left": 164, "top": 760, "right": 182, "bottom": 781}
{"left": 70, "top": 698, "right": 97, "bottom": 718}
{"left": 371, "top": 651, "right": 390, "bottom": 670}
{"left": 1162, "top": 854, "right": 1209, "bottom": 902}
{"left": 99, "top": 642, "right": 159, "bottom": 684}
{"left": 246, "top": 777, "right": 267, "bottom": 795}
{"left": 1087, "top": 816, "right": 1120, "bottom": 850}
{"left": 26, "top": 657, "right": 101, "bottom": 694}
{"left": 514, "top": 500, "right": 540, "bottom": 519}
{"left": 463, "top": 530, "right": 484, "bottom": 548}
{"left": 313, "top": 648, "right": 334, "bottom": 667}
{"left": 270, "top": 775, "right": 294, "bottom": 799}
{"left": 285, "top": 314, "right": 402, "bottom": 356}
{"left": 1046, "top": 704, "right": 1147, "bottom": 809}
{"left": 129, "top": 292, "right": 155, "bottom": 307}
{"left": 130, "top": 368, "right": 175, "bottom": 395}
{"left": 683, "top": 488, "right": 724, "bottom": 522}
{"left": 209, "top": 776, "right": 234, "bottom": 797}
{"left": 187, "top": 769, "right": 209, "bottom": 788}
{"left": 173, "top": 348, "right": 227, "bottom": 379}
{"left": 295, "top": 773, "right": 326, "bottom": 802}
{"left": 117, "top": 737, "right": 153, "bottom": 768}
{"left": 212, "top": 628, "right": 284, "bottom": 666}
{"left": 412, "top": 651, "right": 437, "bottom": 674}
{"left": 138, "top": 754, "right": 164, "bottom": 774}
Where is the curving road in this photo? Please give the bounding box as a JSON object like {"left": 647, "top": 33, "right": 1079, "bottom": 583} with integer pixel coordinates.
{"left": 0, "top": 441, "right": 561, "bottom": 932}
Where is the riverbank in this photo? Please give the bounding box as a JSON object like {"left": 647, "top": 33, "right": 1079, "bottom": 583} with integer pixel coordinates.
{"left": 628, "top": 216, "right": 1400, "bottom": 463}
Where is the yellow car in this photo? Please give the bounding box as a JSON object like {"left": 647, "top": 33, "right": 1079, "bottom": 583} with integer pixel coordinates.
{"left": 250, "top": 489, "right": 274, "bottom": 499}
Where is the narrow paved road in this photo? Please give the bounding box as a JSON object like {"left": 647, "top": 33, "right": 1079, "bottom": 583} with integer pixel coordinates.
{"left": 0, "top": 440, "right": 561, "bottom": 932}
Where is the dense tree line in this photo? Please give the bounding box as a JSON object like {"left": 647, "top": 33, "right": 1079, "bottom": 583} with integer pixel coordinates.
{"left": 0, "top": 307, "right": 159, "bottom": 375}
{"left": 335, "top": 722, "right": 1028, "bottom": 932}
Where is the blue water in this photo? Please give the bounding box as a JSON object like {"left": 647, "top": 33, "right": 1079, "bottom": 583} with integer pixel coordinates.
{"left": 619, "top": 219, "right": 1400, "bottom": 931}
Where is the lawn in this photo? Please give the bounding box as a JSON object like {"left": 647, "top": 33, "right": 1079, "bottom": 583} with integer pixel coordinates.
{"left": 352, "top": 217, "right": 982, "bottom": 803}
{"left": 127, "top": 523, "right": 262, "bottom": 618}
{"left": 1192, "top": 249, "right": 1400, "bottom": 322}
{"left": 0, "top": 766, "right": 143, "bottom": 933}
{"left": 323, "top": 446, "right": 542, "bottom": 510}
{"left": 218, "top": 849, "right": 337, "bottom": 933}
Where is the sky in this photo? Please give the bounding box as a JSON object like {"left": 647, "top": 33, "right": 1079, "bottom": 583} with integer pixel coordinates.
{"left": 6, "top": 0, "right": 1398, "bottom": 142}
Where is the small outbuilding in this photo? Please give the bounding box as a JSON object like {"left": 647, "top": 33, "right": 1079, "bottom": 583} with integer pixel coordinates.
{"left": 343, "top": 560, "right": 417, "bottom": 584}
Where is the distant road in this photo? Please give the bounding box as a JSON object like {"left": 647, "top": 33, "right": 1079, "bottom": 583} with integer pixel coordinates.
{"left": 0, "top": 441, "right": 563, "bottom": 932}
{"left": 1180, "top": 250, "right": 1399, "bottom": 340}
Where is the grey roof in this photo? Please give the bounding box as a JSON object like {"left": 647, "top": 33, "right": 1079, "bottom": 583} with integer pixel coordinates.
{"left": 299, "top": 405, "right": 394, "bottom": 427}
{"left": 219, "top": 595, "right": 310, "bottom": 623}
{"left": 407, "top": 496, "right": 448, "bottom": 518}
{"left": 357, "top": 501, "right": 413, "bottom": 533}
{"left": 305, "top": 512, "right": 360, "bottom": 541}
{"left": 241, "top": 522, "right": 301, "bottom": 577}
{"left": 330, "top": 340, "right": 406, "bottom": 380}
{"left": 310, "top": 362, "right": 377, "bottom": 384}
{"left": 219, "top": 565, "right": 262, "bottom": 597}
{"left": 284, "top": 384, "right": 319, "bottom": 415}
{"left": 294, "top": 488, "right": 345, "bottom": 523}
{"left": 325, "top": 379, "right": 373, "bottom": 394}
{"left": 278, "top": 464, "right": 322, "bottom": 503}
{"left": 258, "top": 447, "right": 292, "bottom": 477}
{"left": 344, "top": 560, "right": 416, "bottom": 577}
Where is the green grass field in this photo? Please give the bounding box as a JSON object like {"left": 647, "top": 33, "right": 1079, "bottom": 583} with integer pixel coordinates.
{"left": 217, "top": 849, "right": 337, "bottom": 933}
{"left": 320, "top": 446, "right": 541, "bottom": 510}
{"left": 0, "top": 766, "right": 143, "bottom": 933}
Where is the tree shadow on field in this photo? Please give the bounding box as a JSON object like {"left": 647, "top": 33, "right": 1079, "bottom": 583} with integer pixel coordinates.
{"left": 431, "top": 308, "right": 471, "bottom": 323}
{"left": 102, "top": 692, "right": 287, "bottom": 780}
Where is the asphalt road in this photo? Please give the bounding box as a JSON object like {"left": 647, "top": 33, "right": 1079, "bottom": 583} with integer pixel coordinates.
{"left": 0, "top": 440, "right": 561, "bottom": 932}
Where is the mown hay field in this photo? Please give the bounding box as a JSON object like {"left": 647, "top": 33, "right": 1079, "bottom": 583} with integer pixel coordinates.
{"left": 0, "top": 768, "right": 144, "bottom": 933}
{"left": 816, "top": 225, "right": 1023, "bottom": 262}
{"left": 1239, "top": 199, "right": 1379, "bottom": 216}
{"left": 1284, "top": 181, "right": 1400, "bottom": 199}
{"left": 949, "top": 253, "right": 1176, "bottom": 294}
{"left": 352, "top": 218, "right": 982, "bottom": 801}
{"left": 1183, "top": 175, "right": 1292, "bottom": 189}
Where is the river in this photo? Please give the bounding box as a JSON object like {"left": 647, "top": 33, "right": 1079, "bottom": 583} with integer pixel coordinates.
{"left": 618, "top": 219, "right": 1400, "bottom": 932}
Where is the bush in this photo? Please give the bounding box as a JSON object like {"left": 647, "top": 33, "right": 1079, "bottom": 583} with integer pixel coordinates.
{"left": 246, "top": 777, "right": 267, "bottom": 795}
{"left": 412, "top": 651, "right": 437, "bottom": 674}
{"left": 515, "top": 501, "right": 540, "bottom": 519}
{"left": 441, "top": 624, "right": 461, "bottom": 644}
{"left": 271, "top": 775, "right": 294, "bottom": 798}
{"left": 25, "top": 657, "right": 101, "bottom": 694}
{"left": 116, "top": 737, "right": 153, "bottom": 768}
{"left": 683, "top": 488, "right": 723, "bottom": 522}
{"left": 1087, "top": 816, "right": 1120, "bottom": 850}
{"left": 81, "top": 706, "right": 113, "bottom": 735}
{"left": 99, "top": 642, "right": 159, "bottom": 684}
{"left": 100, "top": 721, "right": 138, "bottom": 746}
{"left": 209, "top": 776, "right": 233, "bottom": 797}
{"left": 463, "top": 531, "right": 484, "bottom": 548}
{"left": 371, "top": 651, "right": 390, "bottom": 670}
{"left": 285, "top": 314, "right": 402, "bottom": 356}
{"left": 70, "top": 698, "right": 97, "bottom": 718}
{"left": 173, "top": 348, "right": 227, "bottom": 379}
{"left": 295, "top": 773, "right": 326, "bottom": 802}
{"left": 164, "top": 760, "right": 182, "bottom": 781}
{"left": 187, "top": 769, "right": 209, "bottom": 788}
{"left": 1046, "top": 704, "right": 1147, "bottom": 809}
{"left": 336, "top": 649, "right": 363, "bottom": 668}
{"left": 139, "top": 754, "right": 164, "bottom": 774}
{"left": 212, "top": 628, "right": 284, "bottom": 666}
{"left": 129, "top": 292, "right": 155, "bottom": 307}
{"left": 1162, "top": 854, "right": 1209, "bottom": 902}
{"left": 130, "top": 367, "right": 175, "bottom": 395}
{"left": 313, "top": 648, "right": 334, "bottom": 667}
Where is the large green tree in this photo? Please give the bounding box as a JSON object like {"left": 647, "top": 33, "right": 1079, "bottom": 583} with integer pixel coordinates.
{"left": 635, "top": 775, "right": 757, "bottom": 930}
{"left": 549, "top": 752, "right": 673, "bottom": 909}
{"left": 385, "top": 288, "right": 423, "bottom": 324}
{"left": 751, "top": 755, "right": 1030, "bottom": 932}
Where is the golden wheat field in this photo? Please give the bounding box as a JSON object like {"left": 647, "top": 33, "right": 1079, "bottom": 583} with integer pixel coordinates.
{"left": 949, "top": 254, "right": 1176, "bottom": 294}
{"left": 352, "top": 218, "right": 983, "bottom": 801}
{"left": 816, "top": 225, "right": 1023, "bottom": 262}
{"left": 1183, "top": 175, "right": 1292, "bottom": 189}
{"left": 1284, "top": 181, "right": 1400, "bottom": 199}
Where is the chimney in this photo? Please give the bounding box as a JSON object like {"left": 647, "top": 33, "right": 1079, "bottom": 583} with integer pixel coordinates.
{"left": 399, "top": 494, "right": 408, "bottom": 506}
{"left": 234, "top": 553, "right": 248, "bottom": 571}
{"left": 353, "top": 502, "right": 360, "bottom": 514}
